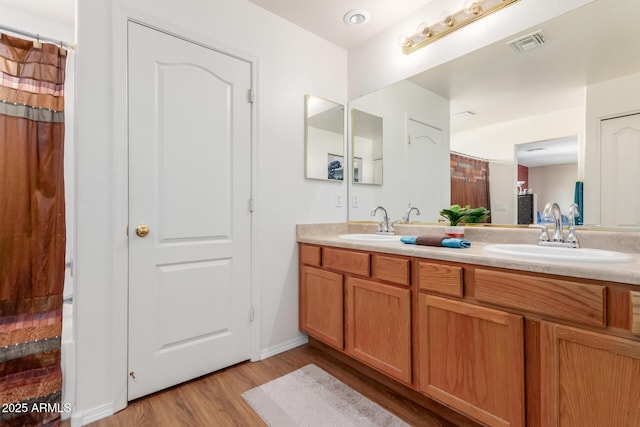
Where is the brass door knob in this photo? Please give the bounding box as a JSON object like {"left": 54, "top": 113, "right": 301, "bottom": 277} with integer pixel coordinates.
{"left": 136, "top": 224, "right": 150, "bottom": 237}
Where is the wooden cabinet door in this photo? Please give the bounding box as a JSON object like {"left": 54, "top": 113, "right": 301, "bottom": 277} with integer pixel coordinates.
{"left": 541, "top": 322, "right": 640, "bottom": 427}
{"left": 300, "top": 266, "right": 344, "bottom": 350}
{"left": 418, "top": 294, "right": 525, "bottom": 427}
{"left": 345, "top": 277, "right": 412, "bottom": 384}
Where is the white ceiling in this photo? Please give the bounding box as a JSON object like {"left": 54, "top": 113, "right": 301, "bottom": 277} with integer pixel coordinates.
{"left": 246, "top": 0, "right": 434, "bottom": 49}
{"left": 516, "top": 136, "right": 579, "bottom": 168}
{"left": 410, "top": 0, "right": 640, "bottom": 133}
{"left": 0, "top": 0, "right": 74, "bottom": 24}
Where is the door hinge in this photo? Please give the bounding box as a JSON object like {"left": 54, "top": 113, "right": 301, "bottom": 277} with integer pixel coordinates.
{"left": 249, "top": 307, "right": 255, "bottom": 322}
{"left": 248, "top": 198, "right": 255, "bottom": 213}
{"left": 248, "top": 89, "right": 255, "bottom": 104}
{"left": 126, "top": 225, "right": 129, "bottom": 237}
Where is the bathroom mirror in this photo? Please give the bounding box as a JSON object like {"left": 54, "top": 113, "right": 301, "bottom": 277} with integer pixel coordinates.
{"left": 305, "top": 94, "right": 345, "bottom": 181}
{"left": 351, "top": 109, "right": 383, "bottom": 185}
{"left": 346, "top": 0, "right": 640, "bottom": 228}
{"left": 514, "top": 136, "right": 579, "bottom": 225}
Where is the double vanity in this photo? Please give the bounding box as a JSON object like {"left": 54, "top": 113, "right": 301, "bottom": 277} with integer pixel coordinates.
{"left": 297, "top": 223, "right": 640, "bottom": 427}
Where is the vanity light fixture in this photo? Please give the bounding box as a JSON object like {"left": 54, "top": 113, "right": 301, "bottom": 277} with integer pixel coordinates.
{"left": 344, "top": 9, "right": 370, "bottom": 26}
{"left": 399, "top": 0, "right": 519, "bottom": 55}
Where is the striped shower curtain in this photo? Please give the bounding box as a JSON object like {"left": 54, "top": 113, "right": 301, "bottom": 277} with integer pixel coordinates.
{"left": 0, "top": 33, "right": 67, "bottom": 427}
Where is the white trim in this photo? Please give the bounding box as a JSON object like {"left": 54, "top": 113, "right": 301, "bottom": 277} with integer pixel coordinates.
{"left": 70, "top": 403, "right": 114, "bottom": 427}
{"left": 260, "top": 334, "right": 309, "bottom": 360}
{"left": 112, "top": 0, "right": 260, "bottom": 410}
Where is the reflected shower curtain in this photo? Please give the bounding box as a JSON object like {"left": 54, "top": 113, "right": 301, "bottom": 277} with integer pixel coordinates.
{"left": 0, "top": 34, "right": 66, "bottom": 427}
{"left": 450, "top": 153, "right": 491, "bottom": 222}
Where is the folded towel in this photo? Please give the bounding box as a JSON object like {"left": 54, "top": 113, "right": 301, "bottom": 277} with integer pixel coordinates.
{"left": 401, "top": 235, "right": 471, "bottom": 248}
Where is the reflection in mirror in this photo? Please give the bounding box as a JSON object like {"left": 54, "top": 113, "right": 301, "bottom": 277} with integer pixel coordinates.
{"left": 514, "top": 136, "right": 578, "bottom": 226}
{"left": 305, "top": 94, "right": 345, "bottom": 181}
{"left": 351, "top": 109, "right": 383, "bottom": 185}
{"left": 346, "top": 0, "right": 640, "bottom": 229}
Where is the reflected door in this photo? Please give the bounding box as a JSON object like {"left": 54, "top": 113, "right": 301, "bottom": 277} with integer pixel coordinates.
{"left": 127, "top": 22, "right": 252, "bottom": 400}
{"left": 601, "top": 113, "right": 640, "bottom": 227}
{"left": 407, "top": 119, "right": 446, "bottom": 221}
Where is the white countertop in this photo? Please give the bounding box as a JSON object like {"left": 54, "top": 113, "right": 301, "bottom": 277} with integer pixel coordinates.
{"left": 297, "top": 224, "right": 640, "bottom": 286}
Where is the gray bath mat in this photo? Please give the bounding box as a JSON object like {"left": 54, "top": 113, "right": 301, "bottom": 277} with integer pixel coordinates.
{"left": 242, "top": 364, "right": 409, "bottom": 426}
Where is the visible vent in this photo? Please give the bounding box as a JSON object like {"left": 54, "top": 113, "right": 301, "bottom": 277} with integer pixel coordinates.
{"left": 526, "top": 147, "right": 547, "bottom": 152}
{"left": 507, "top": 30, "right": 547, "bottom": 52}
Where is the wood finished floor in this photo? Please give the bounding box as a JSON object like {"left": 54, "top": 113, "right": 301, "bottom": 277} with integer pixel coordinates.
{"left": 68, "top": 343, "right": 475, "bottom": 427}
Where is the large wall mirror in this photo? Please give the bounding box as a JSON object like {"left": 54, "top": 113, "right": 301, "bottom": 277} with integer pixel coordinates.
{"left": 346, "top": 0, "right": 640, "bottom": 229}
{"left": 305, "top": 94, "right": 345, "bottom": 181}
{"left": 351, "top": 109, "right": 383, "bottom": 185}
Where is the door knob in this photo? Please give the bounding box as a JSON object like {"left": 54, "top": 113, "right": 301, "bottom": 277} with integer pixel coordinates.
{"left": 136, "top": 224, "right": 150, "bottom": 237}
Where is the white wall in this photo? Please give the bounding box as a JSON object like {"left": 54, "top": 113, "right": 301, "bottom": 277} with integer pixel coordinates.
{"left": 348, "top": 80, "right": 449, "bottom": 222}
{"left": 347, "top": 0, "right": 594, "bottom": 99}
{"left": 451, "top": 106, "right": 585, "bottom": 164}
{"left": 529, "top": 163, "right": 578, "bottom": 215}
{"left": 489, "top": 161, "right": 515, "bottom": 224}
{"left": 585, "top": 71, "right": 640, "bottom": 225}
{"left": 75, "top": 0, "right": 347, "bottom": 423}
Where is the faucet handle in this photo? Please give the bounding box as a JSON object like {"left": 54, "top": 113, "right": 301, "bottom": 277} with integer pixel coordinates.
{"left": 529, "top": 224, "right": 550, "bottom": 242}
{"left": 568, "top": 203, "right": 580, "bottom": 223}
{"left": 566, "top": 203, "right": 581, "bottom": 248}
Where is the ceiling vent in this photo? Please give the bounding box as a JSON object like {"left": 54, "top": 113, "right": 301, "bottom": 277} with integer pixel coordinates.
{"left": 507, "top": 30, "right": 548, "bottom": 53}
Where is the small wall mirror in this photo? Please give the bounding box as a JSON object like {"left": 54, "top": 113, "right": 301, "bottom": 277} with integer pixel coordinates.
{"left": 351, "top": 109, "right": 383, "bottom": 185}
{"left": 305, "top": 94, "right": 345, "bottom": 181}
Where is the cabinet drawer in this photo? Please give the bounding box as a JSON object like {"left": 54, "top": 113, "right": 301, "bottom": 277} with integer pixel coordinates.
{"left": 475, "top": 269, "right": 606, "bottom": 327}
{"left": 418, "top": 261, "right": 463, "bottom": 297}
{"left": 373, "top": 254, "right": 410, "bottom": 286}
{"left": 300, "top": 244, "right": 321, "bottom": 267}
{"left": 324, "top": 247, "right": 370, "bottom": 277}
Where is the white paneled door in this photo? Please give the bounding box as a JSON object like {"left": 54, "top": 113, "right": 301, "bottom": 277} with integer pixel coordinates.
{"left": 407, "top": 118, "right": 445, "bottom": 222}
{"left": 600, "top": 113, "right": 640, "bottom": 228}
{"left": 127, "top": 22, "right": 253, "bottom": 400}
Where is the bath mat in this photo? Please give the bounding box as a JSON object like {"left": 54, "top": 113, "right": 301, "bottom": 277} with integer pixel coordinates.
{"left": 241, "top": 364, "right": 409, "bottom": 427}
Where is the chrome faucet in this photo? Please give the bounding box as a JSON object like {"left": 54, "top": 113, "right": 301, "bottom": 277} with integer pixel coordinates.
{"left": 543, "top": 201, "right": 564, "bottom": 242}
{"left": 403, "top": 206, "right": 421, "bottom": 224}
{"left": 566, "top": 203, "right": 581, "bottom": 248}
{"left": 536, "top": 202, "right": 580, "bottom": 248}
{"left": 371, "top": 206, "right": 394, "bottom": 234}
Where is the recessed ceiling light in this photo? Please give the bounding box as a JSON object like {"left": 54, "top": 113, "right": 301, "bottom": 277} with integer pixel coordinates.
{"left": 343, "top": 9, "right": 370, "bottom": 26}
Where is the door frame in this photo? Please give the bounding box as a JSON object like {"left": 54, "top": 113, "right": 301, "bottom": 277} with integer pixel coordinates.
{"left": 111, "top": 4, "right": 260, "bottom": 413}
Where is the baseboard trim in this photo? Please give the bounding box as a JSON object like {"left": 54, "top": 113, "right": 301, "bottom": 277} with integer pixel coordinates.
{"left": 70, "top": 402, "right": 114, "bottom": 427}
{"left": 260, "top": 334, "right": 308, "bottom": 360}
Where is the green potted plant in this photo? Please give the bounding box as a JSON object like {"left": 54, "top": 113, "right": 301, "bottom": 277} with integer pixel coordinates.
{"left": 439, "top": 204, "right": 489, "bottom": 237}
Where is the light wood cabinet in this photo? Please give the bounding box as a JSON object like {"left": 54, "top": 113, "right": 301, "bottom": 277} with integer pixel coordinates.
{"left": 345, "top": 276, "right": 412, "bottom": 384}
{"left": 299, "top": 265, "right": 344, "bottom": 350}
{"left": 540, "top": 322, "right": 640, "bottom": 427}
{"left": 298, "top": 242, "right": 640, "bottom": 427}
{"left": 417, "top": 294, "right": 525, "bottom": 427}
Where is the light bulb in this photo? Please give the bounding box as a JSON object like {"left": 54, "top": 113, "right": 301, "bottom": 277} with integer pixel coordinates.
{"left": 398, "top": 35, "right": 413, "bottom": 48}
{"left": 440, "top": 12, "right": 456, "bottom": 27}
{"left": 464, "top": 1, "right": 482, "bottom": 15}
{"left": 416, "top": 22, "right": 433, "bottom": 37}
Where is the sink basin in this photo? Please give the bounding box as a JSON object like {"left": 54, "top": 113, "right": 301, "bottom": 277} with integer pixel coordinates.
{"left": 483, "top": 244, "right": 634, "bottom": 264}
{"left": 339, "top": 234, "right": 402, "bottom": 243}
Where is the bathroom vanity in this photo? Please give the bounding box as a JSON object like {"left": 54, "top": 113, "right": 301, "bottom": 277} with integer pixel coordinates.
{"left": 297, "top": 224, "right": 640, "bottom": 427}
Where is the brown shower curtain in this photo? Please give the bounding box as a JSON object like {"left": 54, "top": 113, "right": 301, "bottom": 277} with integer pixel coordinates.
{"left": 450, "top": 152, "right": 491, "bottom": 222}
{"left": 0, "top": 34, "right": 67, "bottom": 427}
